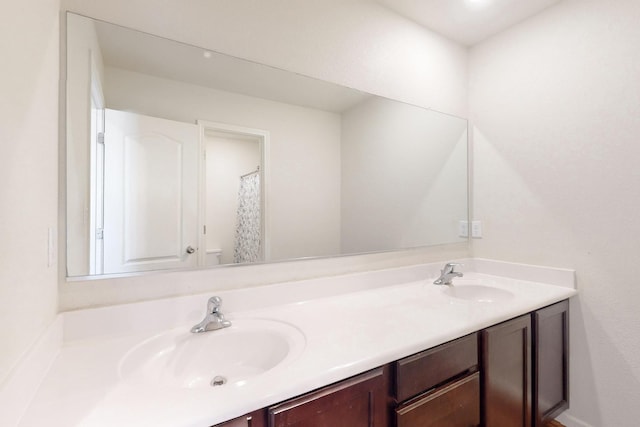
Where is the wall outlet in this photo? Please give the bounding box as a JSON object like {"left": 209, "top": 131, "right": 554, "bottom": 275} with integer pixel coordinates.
{"left": 471, "top": 220, "right": 483, "bottom": 238}
{"left": 458, "top": 220, "right": 469, "bottom": 238}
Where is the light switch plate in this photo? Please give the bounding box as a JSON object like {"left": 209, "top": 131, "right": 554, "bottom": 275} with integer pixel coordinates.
{"left": 471, "top": 220, "right": 482, "bottom": 238}
{"left": 458, "top": 220, "right": 469, "bottom": 238}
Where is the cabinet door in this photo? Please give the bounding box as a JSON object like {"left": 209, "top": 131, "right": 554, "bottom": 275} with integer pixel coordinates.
{"left": 268, "top": 367, "right": 388, "bottom": 427}
{"left": 396, "top": 372, "right": 480, "bottom": 427}
{"left": 481, "top": 314, "right": 532, "bottom": 427}
{"left": 533, "top": 300, "right": 569, "bottom": 426}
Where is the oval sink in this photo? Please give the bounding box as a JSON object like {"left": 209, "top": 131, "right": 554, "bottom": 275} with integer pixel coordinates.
{"left": 443, "top": 285, "right": 514, "bottom": 303}
{"left": 119, "top": 318, "right": 306, "bottom": 389}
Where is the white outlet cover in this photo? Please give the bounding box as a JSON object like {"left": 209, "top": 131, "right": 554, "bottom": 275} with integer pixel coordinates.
{"left": 458, "top": 220, "right": 469, "bottom": 237}
{"left": 471, "top": 220, "right": 482, "bottom": 238}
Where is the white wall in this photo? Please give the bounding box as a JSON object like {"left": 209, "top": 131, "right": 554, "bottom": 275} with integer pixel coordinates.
{"left": 59, "top": 0, "right": 470, "bottom": 310}
{"left": 104, "top": 67, "right": 343, "bottom": 262}
{"left": 0, "top": 0, "right": 59, "bottom": 385}
{"left": 341, "top": 96, "right": 468, "bottom": 252}
{"left": 469, "top": 1, "right": 640, "bottom": 425}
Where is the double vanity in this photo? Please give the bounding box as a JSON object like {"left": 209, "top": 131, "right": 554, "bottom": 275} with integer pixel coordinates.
{"left": 16, "top": 259, "right": 576, "bottom": 426}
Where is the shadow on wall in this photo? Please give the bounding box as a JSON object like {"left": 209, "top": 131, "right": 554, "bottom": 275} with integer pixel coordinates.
{"left": 471, "top": 125, "right": 595, "bottom": 266}
{"left": 556, "top": 295, "right": 602, "bottom": 427}
{"left": 559, "top": 292, "right": 640, "bottom": 427}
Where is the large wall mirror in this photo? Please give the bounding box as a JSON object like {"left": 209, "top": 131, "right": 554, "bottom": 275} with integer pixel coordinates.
{"left": 65, "top": 12, "right": 468, "bottom": 278}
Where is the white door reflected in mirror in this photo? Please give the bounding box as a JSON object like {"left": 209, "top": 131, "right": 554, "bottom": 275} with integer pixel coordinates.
{"left": 96, "top": 110, "right": 267, "bottom": 275}
{"left": 102, "top": 109, "right": 199, "bottom": 273}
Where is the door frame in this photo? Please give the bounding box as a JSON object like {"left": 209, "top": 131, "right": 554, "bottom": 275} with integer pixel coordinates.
{"left": 89, "top": 52, "right": 105, "bottom": 275}
{"left": 196, "top": 120, "right": 270, "bottom": 266}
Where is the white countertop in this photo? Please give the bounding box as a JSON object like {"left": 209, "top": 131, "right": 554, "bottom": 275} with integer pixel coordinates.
{"left": 16, "top": 259, "right": 576, "bottom": 427}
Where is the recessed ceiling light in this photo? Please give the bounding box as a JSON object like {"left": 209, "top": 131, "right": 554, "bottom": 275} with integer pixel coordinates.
{"left": 203, "top": 51, "right": 213, "bottom": 59}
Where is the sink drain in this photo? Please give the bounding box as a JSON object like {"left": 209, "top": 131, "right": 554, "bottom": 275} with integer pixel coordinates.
{"left": 211, "top": 375, "right": 227, "bottom": 387}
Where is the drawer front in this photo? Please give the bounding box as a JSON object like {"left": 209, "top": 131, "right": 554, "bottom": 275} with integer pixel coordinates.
{"left": 268, "top": 367, "right": 387, "bottom": 427}
{"left": 395, "top": 333, "right": 478, "bottom": 402}
{"left": 396, "top": 372, "right": 480, "bottom": 427}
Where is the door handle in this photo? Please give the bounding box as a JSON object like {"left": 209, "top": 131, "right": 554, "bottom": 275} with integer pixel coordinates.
{"left": 186, "top": 246, "right": 196, "bottom": 254}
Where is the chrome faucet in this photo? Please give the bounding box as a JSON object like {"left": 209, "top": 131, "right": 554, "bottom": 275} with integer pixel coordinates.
{"left": 190, "top": 296, "right": 232, "bottom": 333}
{"left": 433, "top": 263, "right": 464, "bottom": 285}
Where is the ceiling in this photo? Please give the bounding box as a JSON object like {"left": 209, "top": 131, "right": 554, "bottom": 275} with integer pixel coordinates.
{"left": 372, "top": 0, "right": 562, "bottom": 46}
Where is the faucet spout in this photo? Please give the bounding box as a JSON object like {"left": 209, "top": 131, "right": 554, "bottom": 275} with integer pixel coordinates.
{"left": 433, "top": 262, "right": 464, "bottom": 285}
{"left": 190, "top": 296, "right": 232, "bottom": 333}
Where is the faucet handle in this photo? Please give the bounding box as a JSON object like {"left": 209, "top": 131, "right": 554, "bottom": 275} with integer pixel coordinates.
{"left": 207, "top": 296, "right": 223, "bottom": 313}
{"left": 443, "top": 262, "right": 463, "bottom": 273}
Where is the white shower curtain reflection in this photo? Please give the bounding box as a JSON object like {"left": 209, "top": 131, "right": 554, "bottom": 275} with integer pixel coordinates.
{"left": 233, "top": 171, "right": 261, "bottom": 263}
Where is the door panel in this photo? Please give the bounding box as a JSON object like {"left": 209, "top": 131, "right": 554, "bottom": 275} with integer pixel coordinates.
{"left": 533, "top": 300, "right": 569, "bottom": 425}
{"left": 482, "top": 315, "right": 532, "bottom": 427}
{"left": 103, "top": 109, "right": 199, "bottom": 273}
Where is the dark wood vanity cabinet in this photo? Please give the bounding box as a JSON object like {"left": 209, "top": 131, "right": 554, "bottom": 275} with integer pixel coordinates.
{"left": 533, "top": 300, "right": 569, "bottom": 426}
{"left": 213, "top": 300, "right": 569, "bottom": 427}
{"left": 481, "top": 300, "right": 569, "bottom": 427}
{"left": 481, "top": 314, "right": 533, "bottom": 427}
{"left": 268, "top": 367, "right": 389, "bottom": 427}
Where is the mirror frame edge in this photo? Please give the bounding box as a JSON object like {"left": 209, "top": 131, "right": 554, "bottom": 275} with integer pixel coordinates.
{"left": 58, "top": 10, "right": 69, "bottom": 288}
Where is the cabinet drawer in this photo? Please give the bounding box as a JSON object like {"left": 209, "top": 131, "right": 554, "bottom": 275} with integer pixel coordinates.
{"left": 268, "top": 367, "right": 387, "bottom": 427}
{"left": 395, "top": 333, "right": 478, "bottom": 402}
{"left": 396, "top": 372, "right": 480, "bottom": 427}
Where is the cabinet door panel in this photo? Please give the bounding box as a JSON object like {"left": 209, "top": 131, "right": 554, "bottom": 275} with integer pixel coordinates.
{"left": 268, "top": 367, "right": 388, "bottom": 427}
{"left": 482, "top": 315, "right": 532, "bottom": 427}
{"left": 396, "top": 372, "right": 480, "bottom": 427}
{"left": 534, "top": 300, "right": 569, "bottom": 425}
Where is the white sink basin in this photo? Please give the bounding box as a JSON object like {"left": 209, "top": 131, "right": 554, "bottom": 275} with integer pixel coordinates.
{"left": 119, "top": 318, "right": 306, "bottom": 389}
{"left": 443, "top": 285, "right": 514, "bottom": 303}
